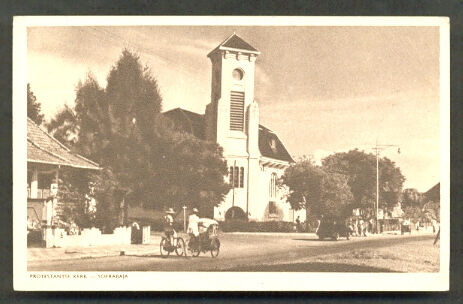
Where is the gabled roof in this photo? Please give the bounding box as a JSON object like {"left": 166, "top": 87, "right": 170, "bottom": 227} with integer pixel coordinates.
{"left": 163, "top": 108, "right": 205, "bottom": 140}
{"left": 207, "top": 33, "right": 260, "bottom": 57}
{"left": 162, "top": 108, "right": 293, "bottom": 163}
{"left": 424, "top": 183, "right": 440, "bottom": 202}
{"left": 27, "top": 118, "right": 100, "bottom": 170}
{"left": 258, "top": 125, "right": 294, "bottom": 163}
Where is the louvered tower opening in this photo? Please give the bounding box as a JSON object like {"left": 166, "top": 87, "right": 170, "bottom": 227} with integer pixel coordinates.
{"left": 230, "top": 91, "right": 245, "bottom": 131}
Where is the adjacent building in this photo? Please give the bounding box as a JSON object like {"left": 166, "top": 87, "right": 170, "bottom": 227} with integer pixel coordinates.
{"left": 27, "top": 118, "right": 100, "bottom": 228}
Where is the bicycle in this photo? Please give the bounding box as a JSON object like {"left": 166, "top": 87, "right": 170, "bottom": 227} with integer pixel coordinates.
{"left": 160, "top": 235, "right": 186, "bottom": 257}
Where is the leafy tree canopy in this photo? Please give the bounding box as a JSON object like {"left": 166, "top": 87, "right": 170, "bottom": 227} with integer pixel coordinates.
{"left": 322, "top": 149, "right": 405, "bottom": 212}
{"left": 27, "top": 83, "right": 44, "bottom": 125}
{"left": 281, "top": 156, "right": 353, "bottom": 219}
{"left": 401, "top": 188, "right": 424, "bottom": 208}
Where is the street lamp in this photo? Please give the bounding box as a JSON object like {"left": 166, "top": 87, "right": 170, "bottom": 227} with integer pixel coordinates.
{"left": 372, "top": 140, "right": 400, "bottom": 233}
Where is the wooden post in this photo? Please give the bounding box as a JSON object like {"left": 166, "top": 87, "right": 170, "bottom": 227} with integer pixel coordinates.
{"left": 30, "top": 167, "right": 38, "bottom": 199}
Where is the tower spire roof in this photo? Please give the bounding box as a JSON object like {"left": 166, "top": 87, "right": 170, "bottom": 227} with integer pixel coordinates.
{"left": 207, "top": 33, "right": 260, "bottom": 57}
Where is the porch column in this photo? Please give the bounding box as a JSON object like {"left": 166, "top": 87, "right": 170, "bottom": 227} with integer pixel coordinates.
{"left": 30, "top": 167, "right": 38, "bottom": 199}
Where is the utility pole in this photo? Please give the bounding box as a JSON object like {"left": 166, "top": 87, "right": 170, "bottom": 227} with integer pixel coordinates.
{"left": 372, "top": 140, "right": 400, "bottom": 234}
{"left": 183, "top": 206, "right": 187, "bottom": 233}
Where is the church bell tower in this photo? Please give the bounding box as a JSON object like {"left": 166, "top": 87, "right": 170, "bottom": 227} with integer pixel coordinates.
{"left": 205, "top": 33, "right": 260, "bottom": 158}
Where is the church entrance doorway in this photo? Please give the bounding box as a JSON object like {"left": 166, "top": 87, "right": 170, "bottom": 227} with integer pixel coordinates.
{"left": 225, "top": 206, "right": 247, "bottom": 221}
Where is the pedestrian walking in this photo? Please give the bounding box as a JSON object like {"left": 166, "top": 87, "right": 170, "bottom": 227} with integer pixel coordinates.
{"left": 296, "top": 216, "right": 301, "bottom": 232}
{"left": 363, "top": 220, "right": 368, "bottom": 236}
{"left": 358, "top": 219, "right": 364, "bottom": 236}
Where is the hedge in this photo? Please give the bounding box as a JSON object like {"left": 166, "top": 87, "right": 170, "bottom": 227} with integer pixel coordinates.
{"left": 220, "top": 220, "right": 297, "bottom": 233}
{"left": 130, "top": 217, "right": 300, "bottom": 233}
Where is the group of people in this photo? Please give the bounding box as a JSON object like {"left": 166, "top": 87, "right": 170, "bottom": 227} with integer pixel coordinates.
{"left": 347, "top": 218, "right": 376, "bottom": 237}
{"left": 163, "top": 207, "right": 211, "bottom": 247}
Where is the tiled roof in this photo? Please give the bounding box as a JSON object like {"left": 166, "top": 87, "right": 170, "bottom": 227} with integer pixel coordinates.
{"left": 208, "top": 33, "right": 260, "bottom": 57}
{"left": 424, "top": 183, "right": 440, "bottom": 202}
{"left": 163, "top": 108, "right": 293, "bottom": 163}
{"left": 27, "top": 118, "right": 100, "bottom": 170}
{"left": 222, "top": 34, "right": 259, "bottom": 52}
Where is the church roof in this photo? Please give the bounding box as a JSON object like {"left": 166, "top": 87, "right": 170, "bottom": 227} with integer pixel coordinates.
{"left": 258, "top": 125, "right": 294, "bottom": 163}
{"left": 162, "top": 108, "right": 294, "bottom": 163}
{"left": 27, "top": 117, "right": 100, "bottom": 170}
{"left": 207, "top": 33, "right": 260, "bottom": 57}
{"left": 163, "top": 108, "right": 205, "bottom": 139}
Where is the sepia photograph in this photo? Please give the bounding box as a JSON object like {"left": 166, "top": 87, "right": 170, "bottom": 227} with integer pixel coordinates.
{"left": 13, "top": 16, "right": 449, "bottom": 291}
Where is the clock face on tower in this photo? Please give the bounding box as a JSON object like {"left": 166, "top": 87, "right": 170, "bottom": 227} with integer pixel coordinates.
{"left": 232, "top": 68, "right": 244, "bottom": 81}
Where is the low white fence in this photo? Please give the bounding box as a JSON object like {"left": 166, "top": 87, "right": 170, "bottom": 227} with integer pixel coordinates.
{"left": 42, "top": 226, "right": 150, "bottom": 248}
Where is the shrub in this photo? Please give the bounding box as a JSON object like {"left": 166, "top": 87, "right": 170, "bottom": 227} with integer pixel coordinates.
{"left": 220, "top": 220, "right": 295, "bottom": 233}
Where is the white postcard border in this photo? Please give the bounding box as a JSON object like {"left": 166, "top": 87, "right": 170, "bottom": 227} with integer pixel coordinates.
{"left": 13, "top": 16, "right": 450, "bottom": 291}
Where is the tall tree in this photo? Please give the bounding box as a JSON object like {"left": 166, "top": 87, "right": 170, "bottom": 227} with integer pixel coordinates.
{"left": 281, "top": 157, "right": 353, "bottom": 219}
{"left": 322, "top": 149, "right": 405, "bottom": 216}
{"left": 147, "top": 129, "right": 230, "bottom": 213}
{"left": 27, "top": 83, "right": 44, "bottom": 125}
{"left": 47, "top": 49, "right": 230, "bottom": 226}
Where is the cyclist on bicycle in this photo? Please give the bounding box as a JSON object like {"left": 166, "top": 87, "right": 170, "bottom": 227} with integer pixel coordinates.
{"left": 164, "top": 208, "right": 177, "bottom": 246}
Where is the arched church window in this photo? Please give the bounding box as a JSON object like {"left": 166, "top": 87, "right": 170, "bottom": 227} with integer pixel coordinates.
{"left": 229, "top": 165, "right": 245, "bottom": 188}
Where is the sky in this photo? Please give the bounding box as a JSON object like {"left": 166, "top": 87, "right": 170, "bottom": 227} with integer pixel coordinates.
{"left": 27, "top": 25, "right": 441, "bottom": 192}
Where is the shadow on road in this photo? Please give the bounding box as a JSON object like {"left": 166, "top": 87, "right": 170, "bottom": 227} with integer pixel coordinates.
{"left": 127, "top": 254, "right": 213, "bottom": 260}
{"left": 128, "top": 254, "right": 186, "bottom": 259}
{"left": 227, "top": 262, "right": 395, "bottom": 272}
{"left": 292, "top": 238, "right": 348, "bottom": 242}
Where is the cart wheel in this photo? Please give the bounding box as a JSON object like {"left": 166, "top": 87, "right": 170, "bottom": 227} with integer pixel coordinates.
{"left": 210, "top": 238, "right": 220, "bottom": 258}
{"left": 160, "top": 237, "right": 170, "bottom": 257}
{"left": 175, "top": 238, "right": 186, "bottom": 257}
{"left": 188, "top": 239, "right": 201, "bottom": 257}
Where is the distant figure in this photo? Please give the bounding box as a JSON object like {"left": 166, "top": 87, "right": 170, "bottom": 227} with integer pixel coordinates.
{"left": 347, "top": 222, "right": 355, "bottom": 237}
{"left": 358, "top": 219, "right": 364, "bottom": 236}
{"left": 415, "top": 220, "right": 420, "bottom": 231}
{"left": 296, "top": 216, "right": 301, "bottom": 232}
{"left": 370, "top": 218, "right": 376, "bottom": 234}
{"left": 363, "top": 220, "right": 368, "bottom": 236}
{"left": 164, "top": 208, "right": 177, "bottom": 246}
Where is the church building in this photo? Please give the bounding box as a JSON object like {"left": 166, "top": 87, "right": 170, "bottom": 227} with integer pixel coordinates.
{"left": 165, "top": 34, "right": 305, "bottom": 223}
